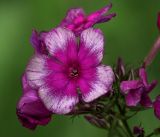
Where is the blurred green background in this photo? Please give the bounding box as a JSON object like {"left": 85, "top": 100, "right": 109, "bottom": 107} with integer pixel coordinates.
{"left": 0, "top": 0, "right": 160, "bottom": 137}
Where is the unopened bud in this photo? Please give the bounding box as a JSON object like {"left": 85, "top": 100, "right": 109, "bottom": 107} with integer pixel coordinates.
{"left": 117, "top": 58, "right": 125, "bottom": 77}
{"left": 133, "top": 126, "right": 144, "bottom": 137}
{"left": 143, "top": 36, "right": 160, "bottom": 67}
{"left": 143, "top": 12, "right": 160, "bottom": 68}
{"left": 84, "top": 115, "right": 109, "bottom": 129}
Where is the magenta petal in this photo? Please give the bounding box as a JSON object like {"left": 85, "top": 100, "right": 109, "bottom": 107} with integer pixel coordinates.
{"left": 60, "top": 8, "right": 85, "bottom": 27}
{"left": 78, "top": 51, "right": 101, "bottom": 69}
{"left": 18, "top": 91, "right": 51, "bottom": 116}
{"left": 100, "top": 3, "right": 112, "bottom": 14}
{"left": 146, "top": 80, "right": 158, "bottom": 93}
{"left": 139, "top": 68, "right": 148, "bottom": 86}
{"left": 87, "top": 4, "right": 116, "bottom": 26}
{"left": 30, "top": 30, "right": 48, "bottom": 54}
{"left": 44, "top": 72, "right": 69, "bottom": 92}
{"left": 125, "top": 89, "right": 143, "bottom": 106}
{"left": 26, "top": 54, "right": 68, "bottom": 89}
{"left": 30, "top": 30, "right": 39, "bottom": 51}
{"left": 79, "top": 28, "right": 104, "bottom": 67}
{"left": 87, "top": 3, "right": 112, "bottom": 22}
{"left": 26, "top": 55, "right": 49, "bottom": 88}
{"left": 120, "top": 80, "right": 142, "bottom": 94}
{"left": 96, "top": 13, "right": 116, "bottom": 23}
{"left": 57, "top": 35, "right": 78, "bottom": 63}
{"left": 17, "top": 91, "right": 52, "bottom": 130}
{"left": 39, "top": 82, "right": 79, "bottom": 114}
{"left": 140, "top": 94, "right": 152, "bottom": 108}
{"left": 154, "top": 96, "right": 160, "bottom": 120}
{"left": 79, "top": 65, "right": 114, "bottom": 102}
{"left": 44, "top": 27, "right": 77, "bottom": 61}
{"left": 22, "top": 74, "right": 30, "bottom": 93}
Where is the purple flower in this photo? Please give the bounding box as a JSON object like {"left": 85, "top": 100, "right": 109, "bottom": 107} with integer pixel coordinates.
{"left": 25, "top": 27, "right": 114, "bottom": 114}
{"left": 153, "top": 95, "right": 160, "bottom": 120}
{"left": 157, "top": 12, "right": 160, "bottom": 31}
{"left": 60, "top": 3, "right": 116, "bottom": 36}
{"left": 17, "top": 74, "right": 52, "bottom": 130}
{"left": 30, "top": 29, "right": 48, "bottom": 55}
{"left": 120, "top": 68, "right": 157, "bottom": 107}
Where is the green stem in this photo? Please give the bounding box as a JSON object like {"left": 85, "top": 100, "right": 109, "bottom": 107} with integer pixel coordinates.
{"left": 116, "top": 101, "right": 134, "bottom": 137}
{"left": 115, "top": 127, "right": 126, "bottom": 137}
{"left": 118, "top": 120, "right": 130, "bottom": 137}
{"left": 126, "top": 111, "right": 138, "bottom": 119}
{"left": 121, "top": 119, "right": 134, "bottom": 137}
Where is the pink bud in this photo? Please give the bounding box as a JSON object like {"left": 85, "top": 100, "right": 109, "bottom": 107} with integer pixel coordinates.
{"left": 143, "top": 36, "right": 160, "bottom": 67}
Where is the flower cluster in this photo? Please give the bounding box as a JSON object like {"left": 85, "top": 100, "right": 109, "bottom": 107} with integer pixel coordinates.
{"left": 17, "top": 4, "right": 115, "bottom": 129}
{"left": 17, "top": 3, "right": 160, "bottom": 137}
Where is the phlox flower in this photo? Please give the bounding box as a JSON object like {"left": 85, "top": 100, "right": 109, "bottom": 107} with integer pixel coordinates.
{"left": 60, "top": 4, "right": 116, "bottom": 36}
{"left": 120, "top": 68, "right": 157, "bottom": 107}
{"left": 26, "top": 27, "right": 114, "bottom": 114}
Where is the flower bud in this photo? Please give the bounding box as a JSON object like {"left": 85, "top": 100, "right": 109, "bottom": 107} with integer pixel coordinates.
{"left": 17, "top": 92, "right": 52, "bottom": 130}
{"left": 16, "top": 74, "right": 52, "bottom": 130}
{"left": 143, "top": 36, "right": 160, "bottom": 67}
{"left": 115, "top": 57, "right": 125, "bottom": 80}
{"left": 133, "top": 126, "right": 144, "bottom": 136}
{"left": 84, "top": 115, "right": 109, "bottom": 129}
{"left": 153, "top": 95, "right": 160, "bottom": 120}
{"left": 143, "top": 12, "right": 160, "bottom": 67}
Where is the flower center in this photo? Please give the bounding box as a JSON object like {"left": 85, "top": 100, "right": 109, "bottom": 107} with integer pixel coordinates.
{"left": 69, "top": 67, "right": 79, "bottom": 78}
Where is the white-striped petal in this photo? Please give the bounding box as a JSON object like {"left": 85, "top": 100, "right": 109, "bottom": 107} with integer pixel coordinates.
{"left": 79, "top": 28, "right": 104, "bottom": 63}
{"left": 44, "top": 27, "right": 76, "bottom": 57}
{"left": 26, "top": 55, "right": 50, "bottom": 88}
{"left": 80, "top": 65, "right": 114, "bottom": 102}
